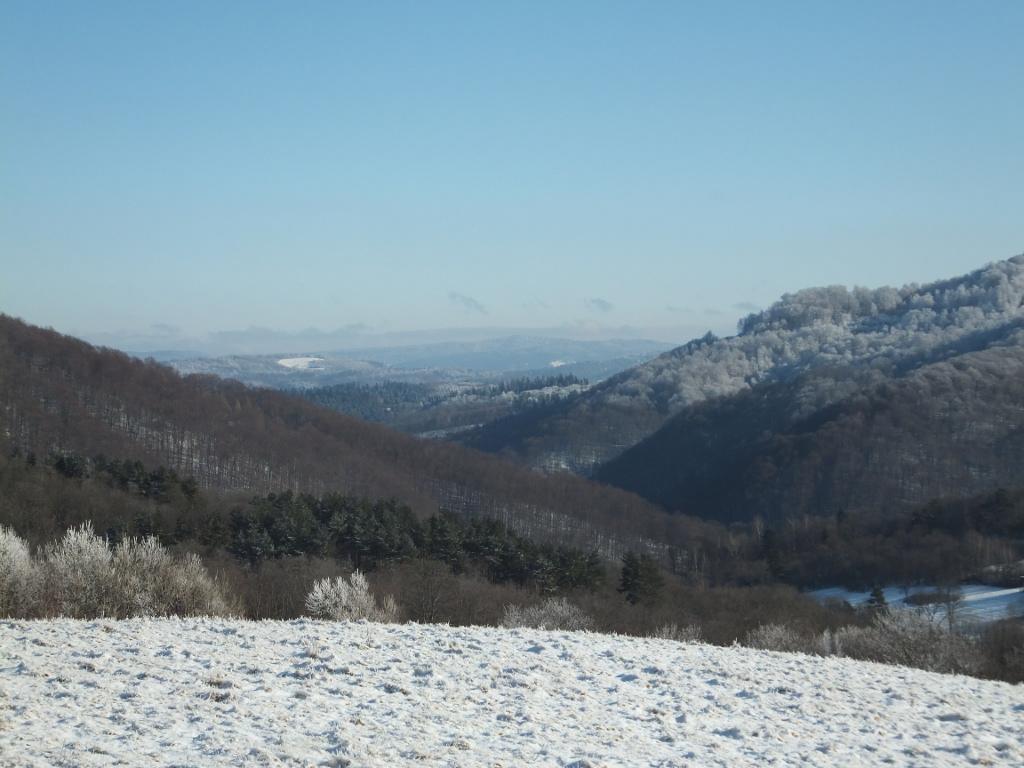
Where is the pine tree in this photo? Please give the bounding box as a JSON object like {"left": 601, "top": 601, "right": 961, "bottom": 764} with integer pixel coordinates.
{"left": 619, "top": 552, "right": 641, "bottom": 604}
{"left": 426, "top": 513, "right": 465, "bottom": 573}
{"left": 867, "top": 585, "right": 887, "bottom": 610}
{"left": 619, "top": 552, "right": 664, "bottom": 605}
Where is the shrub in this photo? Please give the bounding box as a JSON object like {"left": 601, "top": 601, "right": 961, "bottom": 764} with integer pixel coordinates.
{"left": 742, "top": 609, "right": 984, "bottom": 675}
{"left": 112, "top": 537, "right": 230, "bottom": 617}
{"left": 978, "top": 619, "right": 1024, "bottom": 683}
{"left": 0, "top": 526, "right": 41, "bottom": 617}
{"left": 501, "top": 597, "right": 594, "bottom": 631}
{"left": 112, "top": 535, "right": 173, "bottom": 616}
{"left": 651, "top": 623, "right": 703, "bottom": 643}
{"left": 744, "top": 623, "right": 818, "bottom": 654}
{"left": 45, "top": 524, "right": 116, "bottom": 617}
{"left": 379, "top": 559, "right": 457, "bottom": 624}
{"left": 1, "top": 523, "right": 230, "bottom": 619}
{"left": 304, "top": 570, "right": 399, "bottom": 622}
{"left": 162, "top": 552, "right": 232, "bottom": 617}
{"left": 832, "top": 609, "right": 981, "bottom": 675}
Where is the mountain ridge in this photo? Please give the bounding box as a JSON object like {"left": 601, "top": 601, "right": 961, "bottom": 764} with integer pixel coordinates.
{"left": 597, "top": 322, "right": 1024, "bottom": 523}
{"left": 460, "top": 255, "right": 1024, "bottom": 475}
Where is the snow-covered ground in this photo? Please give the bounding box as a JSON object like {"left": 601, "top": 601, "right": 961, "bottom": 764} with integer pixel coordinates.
{"left": 276, "top": 356, "right": 325, "bottom": 370}
{"left": 809, "top": 583, "right": 1024, "bottom": 629}
{"left": 1, "top": 619, "right": 1022, "bottom": 767}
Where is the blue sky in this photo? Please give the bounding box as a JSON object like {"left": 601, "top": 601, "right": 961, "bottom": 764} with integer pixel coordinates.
{"left": 2, "top": 1, "right": 1021, "bottom": 349}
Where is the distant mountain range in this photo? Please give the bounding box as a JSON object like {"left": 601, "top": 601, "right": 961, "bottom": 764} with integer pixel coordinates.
{"left": 86, "top": 323, "right": 682, "bottom": 362}
{"left": 165, "top": 337, "right": 671, "bottom": 389}
{"left": 461, "top": 255, "right": 1024, "bottom": 521}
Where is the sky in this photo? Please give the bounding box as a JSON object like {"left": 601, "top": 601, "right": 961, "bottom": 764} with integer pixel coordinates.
{"left": 2, "top": 1, "right": 1022, "bottom": 352}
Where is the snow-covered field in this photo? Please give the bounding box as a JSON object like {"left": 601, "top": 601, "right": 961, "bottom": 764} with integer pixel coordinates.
{"left": 276, "top": 357, "right": 325, "bottom": 370}
{"left": 1, "top": 619, "right": 1022, "bottom": 767}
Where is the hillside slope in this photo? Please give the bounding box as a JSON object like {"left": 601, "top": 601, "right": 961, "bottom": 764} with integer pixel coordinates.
{"left": 462, "top": 255, "right": 1024, "bottom": 474}
{"left": 597, "top": 323, "right": 1024, "bottom": 523}
{"left": 0, "top": 315, "right": 710, "bottom": 561}
{"left": 3, "top": 619, "right": 1021, "bottom": 767}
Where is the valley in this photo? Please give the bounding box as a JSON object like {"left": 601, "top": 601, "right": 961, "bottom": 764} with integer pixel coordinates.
{"left": 5, "top": 6, "right": 1022, "bottom": 765}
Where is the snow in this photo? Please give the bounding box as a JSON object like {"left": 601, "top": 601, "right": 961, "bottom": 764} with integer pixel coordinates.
{"left": 1, "top": 619, "right": 1022, "bottom": 767}
{"left": 809, "top": 583, "right": 1024, "bottom": 629}
{"left": 276, "top": 357, "right": 325, "bottom": 370}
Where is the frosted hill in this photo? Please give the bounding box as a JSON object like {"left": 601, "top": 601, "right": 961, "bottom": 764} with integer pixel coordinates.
{"left": 463, "top": 255, "right": 1024, "bottom": 473}
{"left": 2, "top": 619, "right": 1022, "bottom": 767}
{"left": 597, "top": 324, "right": 1024, "bottom": 521}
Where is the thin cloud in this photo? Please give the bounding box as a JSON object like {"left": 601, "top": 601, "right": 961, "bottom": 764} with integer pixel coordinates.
{"left": 585, "top": 297, "right": 614, "bottom": 313}
{"left": 733, "top": 301, "right": 760, "bottom": 312}
{"left": 448, "top": 291, "right": 488, "bottom": 315}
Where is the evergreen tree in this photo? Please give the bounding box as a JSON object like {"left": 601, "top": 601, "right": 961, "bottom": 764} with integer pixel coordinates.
{"left": 425, "top": 513, "right": 465, "bottom": 573}
{"left": 619, "top": 552, "right": 664, "bottom": 605}
{"left": 867, "top": 585, "right": 887, "bottom": 610}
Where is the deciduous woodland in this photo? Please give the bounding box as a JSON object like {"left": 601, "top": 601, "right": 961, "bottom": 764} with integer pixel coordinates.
{"left": 0, "top": 314, "right": 716, "bottom": 568}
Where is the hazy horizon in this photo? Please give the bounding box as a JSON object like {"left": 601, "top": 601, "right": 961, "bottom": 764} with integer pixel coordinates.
{"left": 13, "top": 251, "right": 1024, "bottom": 358}
{"left": 77, "top": 321, "right": 691, "bottom": 358}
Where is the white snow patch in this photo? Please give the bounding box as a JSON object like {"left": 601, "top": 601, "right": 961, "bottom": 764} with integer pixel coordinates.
{"left": 1, "top": 619, "right": 1021, "bottom": 766}
{"left": 277, "top": 356, "right": 325, "bottom": 370}
{"left": 809, "top": 583, "right": 1024, "bottom": 628}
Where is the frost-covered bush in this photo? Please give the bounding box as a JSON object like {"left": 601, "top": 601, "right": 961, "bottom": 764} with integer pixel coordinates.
{"left": 744, "top": 624, "right": 820, "bottom": 655}
{"left": 112, "top": 535, "right": 173, "bottom": 616}
{"left": 500, "top": 597, "right": 594, "bottom": 632}
{"left": 744, "top": 610, "right": 984, "bottom": 675}
{"left": 0, "top": 523, "right": 230, "bottom": 619}
{"left": 45, "top": 524, "right": 117, "bottom": 618}
{"left": 832, "top": 610, "right": 980, "bottom": 676}
{"left": 162, "top": 552, "right": 232, "bottom": 617}
{"left": 111, "top": 537, "right": 230, "bottom": 618}
{"left": 651, "top": 623, "right": 702, "bottom": 643}
{"left": 305, "top": 570, "right": 399, "bottom": 623}
{"left": 0, "top": 526, "right": 41, "bottom": 618}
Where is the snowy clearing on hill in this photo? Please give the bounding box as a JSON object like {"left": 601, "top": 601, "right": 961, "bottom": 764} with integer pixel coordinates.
{"left": 1, "top": 619, "right": 1022, "bottom": 767}
{"left": 809, "top": 583, "right": 1024, "bottom": 629}
{"left": 276, "top": 357, "right": 325, "bottom": 370}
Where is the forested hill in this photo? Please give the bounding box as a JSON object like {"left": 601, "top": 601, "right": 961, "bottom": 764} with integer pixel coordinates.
{"left": 460, "top": 255, "right": 1024, "bottom": 475}
{"left": 597, "top": 321, "right": 1024, "bottom": 524}
{"left": 0, "top": 315, "right": 715, "bottom": 563}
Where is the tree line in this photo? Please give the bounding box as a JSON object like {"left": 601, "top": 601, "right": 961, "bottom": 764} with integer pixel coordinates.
{"left": 466, "top": 374, "right": 587, "bottom": 397}
{"left": 13, "top": 445, "right": 1021, "bottom": 594}
{"left": 16, "top": 448, "right": 606, "bottom": 594}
